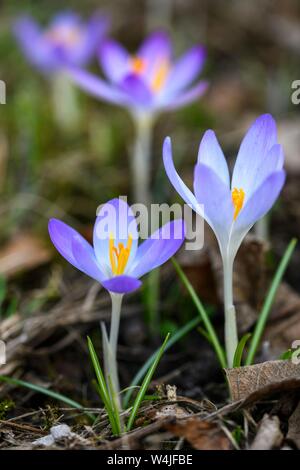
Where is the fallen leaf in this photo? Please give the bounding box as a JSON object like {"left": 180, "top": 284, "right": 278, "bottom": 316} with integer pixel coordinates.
{"left": 250, "top": 414, "right": 283, "bottom": 450}
{"left": 166, "top": 418, "right": 231, "bottom": 450}
{"left": 287, "top": 400, "right": 300, "bottom": 449}
{"left": 225, "top": 360, "right": 300, "bottom": 402}
{"left": 0, "top": 233, "right": 51, "bottom": 278}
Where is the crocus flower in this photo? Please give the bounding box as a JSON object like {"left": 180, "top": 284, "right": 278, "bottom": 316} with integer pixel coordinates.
{"left": 163, "top": 113, "right": 285, "bottom": 366}
{"left": 68, "top": 31, "right": 208, "bottom": 115}
{"left": 13, "top": 11, "right": 108, "bottom": 73}
{"left": 48, "top": 198, "right": 186, "bottom": 294}
{"left": 163, "top": 113, "right": 285, "bottom": 264}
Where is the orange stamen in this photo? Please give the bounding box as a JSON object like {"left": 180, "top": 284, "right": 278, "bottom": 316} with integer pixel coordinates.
{"left": 109, "top": 233, "right": 133, "bottom": 275}
{"left": 131, "top": 56, "right": 146, "bottom": 75}
{"left": 232, "top": 188, "right": 245, "bottom": 220}
{"left": 151, "top": 59, "right": 170, "bottom": 93}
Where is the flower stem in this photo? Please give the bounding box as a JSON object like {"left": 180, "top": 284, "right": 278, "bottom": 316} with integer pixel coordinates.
{"left": 109, "top": 293, "right": 123, "bottom": 362}
{"left": 131, "top": 113, "right": 154, "bottom": 206}
{"left": 101, "top": 293, "right": 123, "bottom": 416}
{"left": 223, "top": 256, "right": 238, "bottom": 368}
{"left": 51, "top": 71, "right": 80, "bottom": 133}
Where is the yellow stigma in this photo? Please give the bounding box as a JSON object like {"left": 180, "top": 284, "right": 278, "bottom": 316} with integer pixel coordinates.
{"left": 232, "top": 188, "right": 245, "bottom": 220}
{"left": 151, "top": 59, "right": 170, "bottom": 93}
{"left": 131, "top": 56, "right": 147, "bottom": 75}
{"left": 109, "top": 233, "right": 133, "bottom": 275}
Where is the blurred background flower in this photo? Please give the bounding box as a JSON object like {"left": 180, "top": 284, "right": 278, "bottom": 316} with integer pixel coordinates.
{"left": 13, "top": 11, "right": 109, "bottom": 72}
{"left": 69, "top": 31, "right": 207, "bottom": 115}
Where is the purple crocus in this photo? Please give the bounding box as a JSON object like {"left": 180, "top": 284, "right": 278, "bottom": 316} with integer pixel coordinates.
{"left": 13, "top": 11, "right": 108, "bottom": 73}
{"left": 163, "top": 113, "right": 285, "bottom": 264}
{"left": 68, "top": 31, "right": 208, "bottom": 114}
{"left": 48, "top": 198, "right": 186, "bottom": 294}
{"left": 163, "top": 113, "right": 285, "bottom": 366}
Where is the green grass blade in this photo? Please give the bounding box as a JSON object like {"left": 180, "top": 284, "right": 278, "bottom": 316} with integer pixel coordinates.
{"left": 245, "top": 238, "right": 297, "bottom": 366}
{"left": 87, "top": 336, "right": 119, "bottom": 435}
{"left": 87, "top": 336, "right": 110, "bottom": 405}
{"left": 127, "top": 333, "right": 170, "bottom": 431}
{"left": 172, "top": 258, "right": 227, "bottom": 368}
{"left": 123, "top": 316, "right": 201, "bottom": 408}
{"left": 107, "top": 374, "right": 122, "bottom": 435}
{"left": 233, "top": 333, "right": 252, "bottom": 368}
{"left": 0, "top": 375, "right": 94, "bottom": 420}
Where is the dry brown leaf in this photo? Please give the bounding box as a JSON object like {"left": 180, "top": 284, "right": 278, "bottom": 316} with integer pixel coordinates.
{"left": 287, "top": 401, "right": 300, "bottom": 448}
{"left": 0, "top": 233, "right": 51, "bottom": 278}
{"left": 250, "top": 414, "right": 283, "bottom": 450}
{"left": 225, "top": 360, "right": 300, "bottom": 402}
{"left": 166, "top": 418, "right": 231, "bottom": 450}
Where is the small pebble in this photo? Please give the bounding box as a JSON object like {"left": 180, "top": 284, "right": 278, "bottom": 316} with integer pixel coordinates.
{"left": 50, "top": 424, "right": 72, "bottom": 440}
{"left": 33, "top": 434, "right": 55, "bottom": 447}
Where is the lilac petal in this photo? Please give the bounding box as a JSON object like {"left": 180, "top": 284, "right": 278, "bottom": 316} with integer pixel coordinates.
{"left": 252, "top": 144, "right": 284, "bottom": 192}
{"left": 197, "top": 130, "right": 230, "bottom": 187}
{"left": 131, "top": 219, "right": 186, "bottom": 278}
{"left": 93, "top": 198, "right": 138, "bottom": 277}
{"left": 166, "top": 46, "right": 206, "bottom": 95}
{"left": 229, "top": 170, "right": 285, "bottom": 260}
{"left": 71, "top": 233, "right": 105, "bottom": 283}
{"left": 13, "top": 16, "right": 41, "bottom": 47}
{"left": 70, "top": 14, "right": 109, "bottom": 66}
{"left": 48, "top": 218, "right": 103, "bottom": 280}
{"left": 99, "top": 39, "right": 130, "bottom": 83}
{"left": 102, "top": 275, "right": 141, "bottom": 294}
{"left": 67, "top": 67, "right": 130, "bottom": 106}
{"left": 120, "top": 74, "right": 153, "bottom": 107}
{"left": 163, "top": 137, "right": 200, "bottom": 212}
{"left": 235, "top": 170, "right": 285, "bottom": 232}
{"left": 194, "top": 164, "right": 233, "bottom": 251}
{"left": 13, "top": 17, "right": 56, "bottom": 71}
{"left": 162, "top": 80, "right": 208, "bottom": 110}
{"left": 232, "top": 114, "right": 278, "bottom": 198}
{"left": 138, "top": 31, "right": 171, "bottom": 63}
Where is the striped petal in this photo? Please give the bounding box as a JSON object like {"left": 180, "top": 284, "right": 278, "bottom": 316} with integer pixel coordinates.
{"left": 232, "top": 114, "right": 278, "bottom": 199}
{"left": 197, "top": 130, "right": 230, "bottom": 187}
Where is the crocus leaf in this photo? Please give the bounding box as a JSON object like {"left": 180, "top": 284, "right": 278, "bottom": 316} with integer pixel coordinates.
{"left": 233, "top": 333, "right": 252, "bottom": 368}
{"left": 123, "top": 315, "right": 202, "bottom": 408}
{"left": 0, "top": 375, "right": 94, "bottom": 421}
{"left": 127, "top": 333, "right": 170, "bottom": 431}
{"left": 87, "top": 336, "right": 120, "bottom": 435}
{"left": 172, "top": 257, "right": 227, "bottom": 368}
{"left": 245, "top": 238, "right": 297, "bottom": 365}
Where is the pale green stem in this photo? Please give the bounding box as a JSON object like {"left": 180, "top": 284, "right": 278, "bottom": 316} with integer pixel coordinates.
{"left": 131, "top": 113, "right": 154, "bottom": 206}
{"left": 51, "top": 71, "right": 80, "bottom": 133}
{"left": 101, "top": 293, "right": 123, "bottom": 415}
{"left": 254, "top": 215, "right": 269, "bottom": 242}
{"left": 109, "top": 293, "right": 123, "bottom": 361}
{"left": 223, "top": 255, "right": 238, "bottom": 368}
